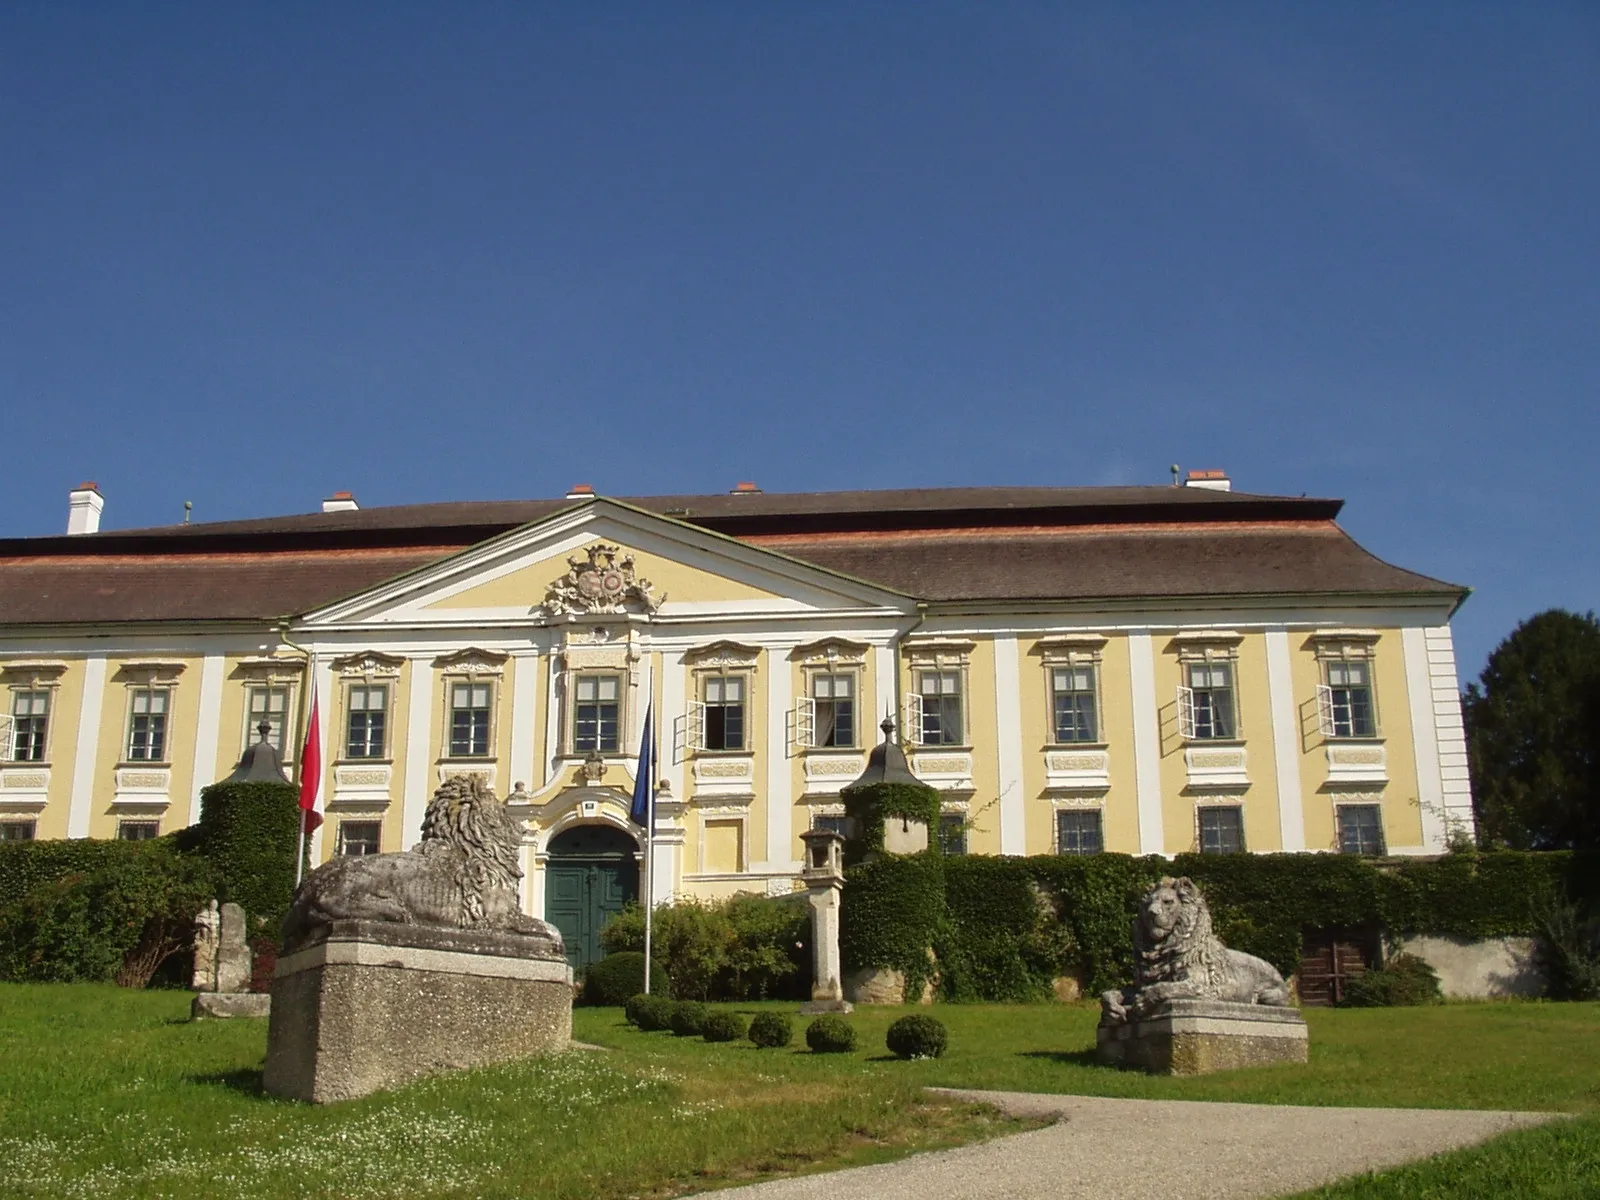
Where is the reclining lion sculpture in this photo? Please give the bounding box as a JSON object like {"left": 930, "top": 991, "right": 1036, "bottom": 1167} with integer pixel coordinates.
{"left": 283, "top": 774, "right": 563, "bottom": 958}
{"left": 1100, "top": 876, "right": 1291, "bottom": 1024}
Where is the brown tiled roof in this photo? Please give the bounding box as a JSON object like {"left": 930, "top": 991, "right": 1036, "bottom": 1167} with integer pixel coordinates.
{"left": 0, "top": 488, "right": 1463, "bottom": 626}
{"left": 755, "top": 523, "right": 1458, "bottom": 603}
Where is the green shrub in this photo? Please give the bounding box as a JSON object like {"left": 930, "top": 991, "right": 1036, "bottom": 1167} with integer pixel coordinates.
{"left": 194, "top": 780, "right": 300, "bottom": 938}
{"left": 701, "top": 1010, "right": 748, "bottom": 1043}
{"left": 0, "top": 839, "right": 132, "bottom": 910}
{"left": 805, "top": 1014, "right": 856, "bottom": 1054}
{"left": 748, "top": 1011, "right": 793, "bottom": 1049}
{"left": 1340, "top": 953, "right": 1443, "bottom": 1007}
{"left": 841, "top": 854, "right": 944, "bottom": 1002}
{"left": 670, "top": 1000, "right": 711, "bottom": 1037}
{"left": 0, "top": 838, "right": 214, "bottom": 987}
{"left": 627, "top": 993, "right": 676, "bottom": 1032}
{"left": 1534, "top": 892, "right": 1600, "bottom": 1000}
{"left": 885, "top": 1014, "right": 947, "bottom": 1059}
{"left": 584, "top": 952, "right": 670, "bottom": 1006}
{"left": 600, "top": 894, "right": 808, "bottom": 1001}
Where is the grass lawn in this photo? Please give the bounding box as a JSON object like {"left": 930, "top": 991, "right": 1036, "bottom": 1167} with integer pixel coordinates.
{"left": 1, "top": 986, "right": 1597, "bottom": 1199}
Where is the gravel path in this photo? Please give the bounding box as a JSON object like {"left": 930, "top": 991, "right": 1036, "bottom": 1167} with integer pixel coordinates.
{"left": 694, "top": 1089, "right": 1557, "bottom": 1200}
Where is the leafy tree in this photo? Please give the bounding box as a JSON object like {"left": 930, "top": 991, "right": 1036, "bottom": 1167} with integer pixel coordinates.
{"left": 1464, "top": 609, "right": 1600, "bottom": 850}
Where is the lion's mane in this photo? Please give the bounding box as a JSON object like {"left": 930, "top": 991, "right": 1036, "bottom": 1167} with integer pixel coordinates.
{"left": 1134, "top": 877, "right": 1228, "bottom": 992}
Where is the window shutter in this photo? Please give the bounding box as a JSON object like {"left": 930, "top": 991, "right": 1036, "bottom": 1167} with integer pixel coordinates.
{"left": 0, "top": 715, "right": 12, "bottom": 763}
{"left": 1316, "top": 683, "right": 1336, "bottom": 737}
{"left": 671, "top": 712, "right": 688, "bottom": 764}
{"left": 788, "top": 697, "right": 815, "bottom": 754}
{"left": 903, "top": 693, "right": 924, "bottom": 746}
{"left": 1176, "top": 685, "right": 1195, "bottom": 740}
{"left": 687, "top": 701, "right": 706, "bottom": 752}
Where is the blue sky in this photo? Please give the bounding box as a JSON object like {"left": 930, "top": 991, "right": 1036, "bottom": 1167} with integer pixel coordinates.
{"left": 2, "top": 4, "right": 1596, "bottom": 678}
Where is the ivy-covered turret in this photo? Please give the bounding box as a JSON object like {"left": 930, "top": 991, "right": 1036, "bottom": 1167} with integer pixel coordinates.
{"left": 839, "top": 717, "right": 941, "bottom": 865}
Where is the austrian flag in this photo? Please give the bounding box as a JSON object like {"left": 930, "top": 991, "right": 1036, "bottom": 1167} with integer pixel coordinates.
{"left": 298, "top": 693, "right": 324, "bottom": 834}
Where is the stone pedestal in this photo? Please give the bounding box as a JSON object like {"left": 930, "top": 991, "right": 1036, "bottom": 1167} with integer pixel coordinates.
{"left": 1096, "top": 1000, "right": 1309, "bottom": 1076}
{"left": 263, "top": 920, "right": 573, "bottom": 1104}
{"left": 798, "top": 828, "right": 852, "bottom": 1015}
{"left": 192, "top": 992, "right": 271, "bottom": 1019}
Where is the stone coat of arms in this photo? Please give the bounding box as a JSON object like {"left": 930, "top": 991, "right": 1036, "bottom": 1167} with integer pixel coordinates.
{"left": 542, "top": 543, "right": 663, "bottom": 615}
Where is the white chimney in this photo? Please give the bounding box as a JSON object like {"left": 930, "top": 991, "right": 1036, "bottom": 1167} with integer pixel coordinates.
{"left": 1184, "top": 469, "right": 1232, "bottom": 493}
{"left": 322, "top": 490, "right": 360, "bottom": 513}
{"left": 67, "top": 482, "right": 104, "bottom": 535}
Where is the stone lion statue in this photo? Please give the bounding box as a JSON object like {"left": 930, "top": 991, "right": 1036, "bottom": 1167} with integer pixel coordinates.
{"left": 282, "top": 775, "right": 563, "bottom": 958}
{"left": 1100, "top": 876, "right": 1291, "bottom": 1024}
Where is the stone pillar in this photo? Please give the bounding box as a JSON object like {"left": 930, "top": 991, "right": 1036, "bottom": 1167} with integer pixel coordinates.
{"left": 215, "top": 901, "right": 253, "bottom": 994}
{"left": 798, "top": 829, "right": 851, "bottom": 1014}
{"left": 192, "top": 900, "right": 220, "bottom": 992}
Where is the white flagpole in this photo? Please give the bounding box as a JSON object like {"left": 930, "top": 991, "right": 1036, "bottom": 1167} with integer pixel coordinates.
{"left": 642, "top": 712, "right": 655, "bottom": 995}
{"left": 294, "top": 653, "right": 315, "bottom": 887}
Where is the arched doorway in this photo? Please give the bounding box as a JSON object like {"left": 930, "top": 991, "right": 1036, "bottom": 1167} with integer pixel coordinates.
{"left": 544, "top": 824, "right": 640, "bottom": 973}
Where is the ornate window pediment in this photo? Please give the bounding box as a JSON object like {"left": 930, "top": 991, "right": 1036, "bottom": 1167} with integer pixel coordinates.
{"left": 433, "top": 648, "right": 508, "bottom": 677}
{"left": 0, "top": 661, "right": 69, "bottom": 688}
{"left": 791, "top": 638, "right": 869, "bottom": 667}
{"left": 331, "top": 651, "right": 405, "bottom": 679}
{"left": 1169, "top": 630, "right": 1244, "bottom": 662}
{"left": 541, "top": 543, "right": 663, "bottom": 616}
{"left": 113, "top": 660, "right": 187, "bottom": 686}
{"left": 1035, "top": 634, "right": 1107, "bottom": 665}
{"left": 685, "top": 641, "right": 762, "bottom": 670}
{"left": 903, "top": 639, "right": 976, "bottom": 670}
{"left": 230, "top": 656, "right": 307, "bottom": 685}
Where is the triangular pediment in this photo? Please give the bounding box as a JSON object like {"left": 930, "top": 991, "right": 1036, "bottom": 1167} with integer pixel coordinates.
{"left": 301, "top": 498, "right": 909, "bottom": 628}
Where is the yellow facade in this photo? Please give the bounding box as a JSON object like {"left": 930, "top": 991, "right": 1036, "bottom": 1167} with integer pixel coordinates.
{"left": 0, "top": 498, "right": 1470, "bottom": 922}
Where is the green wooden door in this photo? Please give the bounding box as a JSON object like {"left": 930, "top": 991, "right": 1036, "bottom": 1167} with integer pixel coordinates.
{"left": 544, "top": 826, "right": 639, "bottom": 974}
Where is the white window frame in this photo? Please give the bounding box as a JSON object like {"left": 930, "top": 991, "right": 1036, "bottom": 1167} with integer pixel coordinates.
{"left": 1048, "top": 660, "right": 1100, "bottom": 745}
{"left": 1336, "top": 802, "right": 1387, "bottom": 856}
{"left": 911, "top": 669, "right": 965, "bottom": 747}
{"left": 243, "top": 683, "right": 294, "bottom": 759}
{"left": 572, "top": 671, "right": 625, "bottom": 755}
{"left": 1177, "top": 652, "right": 1239, "bottom": 741}
{"left": 125, "top": 686, "right": 173, "bottom": 764}
{"left": 343, "top": 682, "right": 391, "bottom": 760}
{"left": 1197, "top": 804, "right": 1246, "bottom": 854}
{"left": 117, "top": 819, "right": 161, "bottom": 842}
{"left": 445, "top": 678, "right": 496, "bottom": 759}
{"left": 697, "top": 673, "right": 748, "bottom": 753}
{"left": 1056, "top": 806, "right": 1105, "bottom": 856}
{"left": 337, "top": 819, "right": 383, "bottom": 857}
{"left": 7, "top": 688, "right": 52, "bottom": 764}
{"left": 787, "top": 696, "right": 816, "bottom": 753}
{"left": 1317, "top": 656, "right": 1380, "bottom": 739}
{"left": 0, "top": 819, "right": 36, "bottom": 842}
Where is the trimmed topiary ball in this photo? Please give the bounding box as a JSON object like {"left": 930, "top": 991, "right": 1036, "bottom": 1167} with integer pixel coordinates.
{"left": 584, "top": 952, "right": 671, "bottom": 1007}
{"left": 670, "top": 1000, "right": 711, "bottom": 1037}
{"left": 886, "top": 1014, "right": 947, "bottom": 1059}
{"left": 625, "top": 992, "right": 674, "bottom": 1030}
{"left": 805, "top": 1014, "right": 857, "bottom": 1054}
{"left": 702, "top": 1010, "right": 749, "bottom": 1043}
{"left": 748, "top": 1011, "right": 794, "bottom": 1049}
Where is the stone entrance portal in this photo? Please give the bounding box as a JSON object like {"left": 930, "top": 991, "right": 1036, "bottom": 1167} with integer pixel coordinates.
{"left": 544, "top": 825, "right": 639, "bottom": 973}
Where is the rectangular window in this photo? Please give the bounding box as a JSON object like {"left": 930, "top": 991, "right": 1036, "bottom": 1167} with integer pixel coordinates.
{"left": 448, "top": 682, "right": 492, "bottom": 757}
{"left": 338, "top": 820, "right": 383, "bottom": 857}
{"left": 1199, "top": 806, "right": 1245, "bottom": 854}
{"left": 702, "top": 818, "right": 744, "bottom": 873}
{"left": 1185, "top": 662, "right": 1236, "bottom": 740}
{"left": 9, "top": 690, "right": 50, "bottom": 762}
{"left": 117, "top": 820, "right": 160, "bottom": 842}
{"left": 1338, "top": 805, "right": 1387, "bottom": 855}
{"left": 1051, "top": 666, "right": 1098, "bottom": 744}
{"left": 1057, "top": 809, "right": 1104, "bottom": 855}
{"left": 0, "top": 821, "right": 35, "bottom": 842}
{"left": 573, "top": 674, "right": 621, "bottom": 753}
{"left": 813, "top": 674, "right": 856, "bottom": 748}
{"left": 702, "top": 676, "right": 746, "bottom": 751}
{"left": 126, "top": 688, "right": 170, "bottom": 762}
{"left": 345, "top": 684, "right": 389, "bottom": 759}
{"left": 813, "top": 813, "right": 853, "bottom": 838}
{"left": 247, "top": 686, "right": 290, "bottom": 755}
{"left": 1325, "top": 661, "right": 1378, "bottom": 738}
{"left": 918, "top": 671, "right": 963, "bottom": 746}
{"left": 938, "top": 812, "right": 968, "bottom": 855}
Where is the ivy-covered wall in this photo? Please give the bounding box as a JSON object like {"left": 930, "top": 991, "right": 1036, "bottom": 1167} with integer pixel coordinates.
{"left": 846, "top": 849, "right": 1594, "bottom": 1002}
{"left": 192, "top": 779, "right": 301, "bottom": 935}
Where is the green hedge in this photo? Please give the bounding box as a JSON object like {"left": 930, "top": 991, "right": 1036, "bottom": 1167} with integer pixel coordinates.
{"left": 862, "top": 849, "right": 1594, "bottom": 1001}
{"left": 193, "top": 780, "right": 301, "bottom": 938}
{"left": 0, "top": 839, "right": 135, "bottom": 911}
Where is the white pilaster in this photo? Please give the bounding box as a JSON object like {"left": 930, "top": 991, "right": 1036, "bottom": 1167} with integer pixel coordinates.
{"left": 309, "top": 657, "right": 334, "bottom": 862}
{"left": 1128, "top": 631, "right": 1166, "bottom": 856}
{"left": 67, "top": 655, "right": 107, "bottom": 839}
{"left": 1425, "top": 626, "right": 1474, "bottom": 841}
{"left": 874, "top": 644, "right": 895, "bottom": 729}
{"left": 1404, "top": 626, "right": 1448, "bottom": 850}
{"left": 658, "top": 651, "right": 687, "bottom": 799}
{"left": 542, "top": 652, "right": 562, "bottom": 788}
{"left": 765, "top": 650, "right": 795, "bottom": 869}
{"left": 1265, "top": 629, "right": 1307, "bottom": 852}
{"left": 186, "top": 653, "right": 227, "bottom": 826}
{"left": 993, "top": 634, "right": 1026, "bottom": 856}
{"left": 508, "top": 652, "right": 539, "bottom": 793}
{"left": 401, "top": 656, "right": 435, "bottom": 850}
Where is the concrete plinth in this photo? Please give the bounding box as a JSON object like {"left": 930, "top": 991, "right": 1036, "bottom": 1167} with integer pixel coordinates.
{"left": 263, "top": 920, "right": 573, "bottom": 1104}
{"left": 1096, "top": 1000, "right": 1308, "bottom": 1076}
{"left": 192, "top": 992, "right": 271, "bottom": 1019}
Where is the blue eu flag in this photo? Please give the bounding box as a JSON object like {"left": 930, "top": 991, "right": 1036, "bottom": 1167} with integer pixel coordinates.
{"left": 630, "top": 704, "right": 653, "bottom": 828}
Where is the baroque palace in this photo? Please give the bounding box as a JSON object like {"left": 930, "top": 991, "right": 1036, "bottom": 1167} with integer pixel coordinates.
{"left": 0, "top": 476, "right": 1472, "bottom": 967}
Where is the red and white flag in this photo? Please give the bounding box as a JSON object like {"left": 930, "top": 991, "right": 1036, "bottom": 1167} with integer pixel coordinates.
{"left": 299, "top": 693, "right": 324, "bottom": 834}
